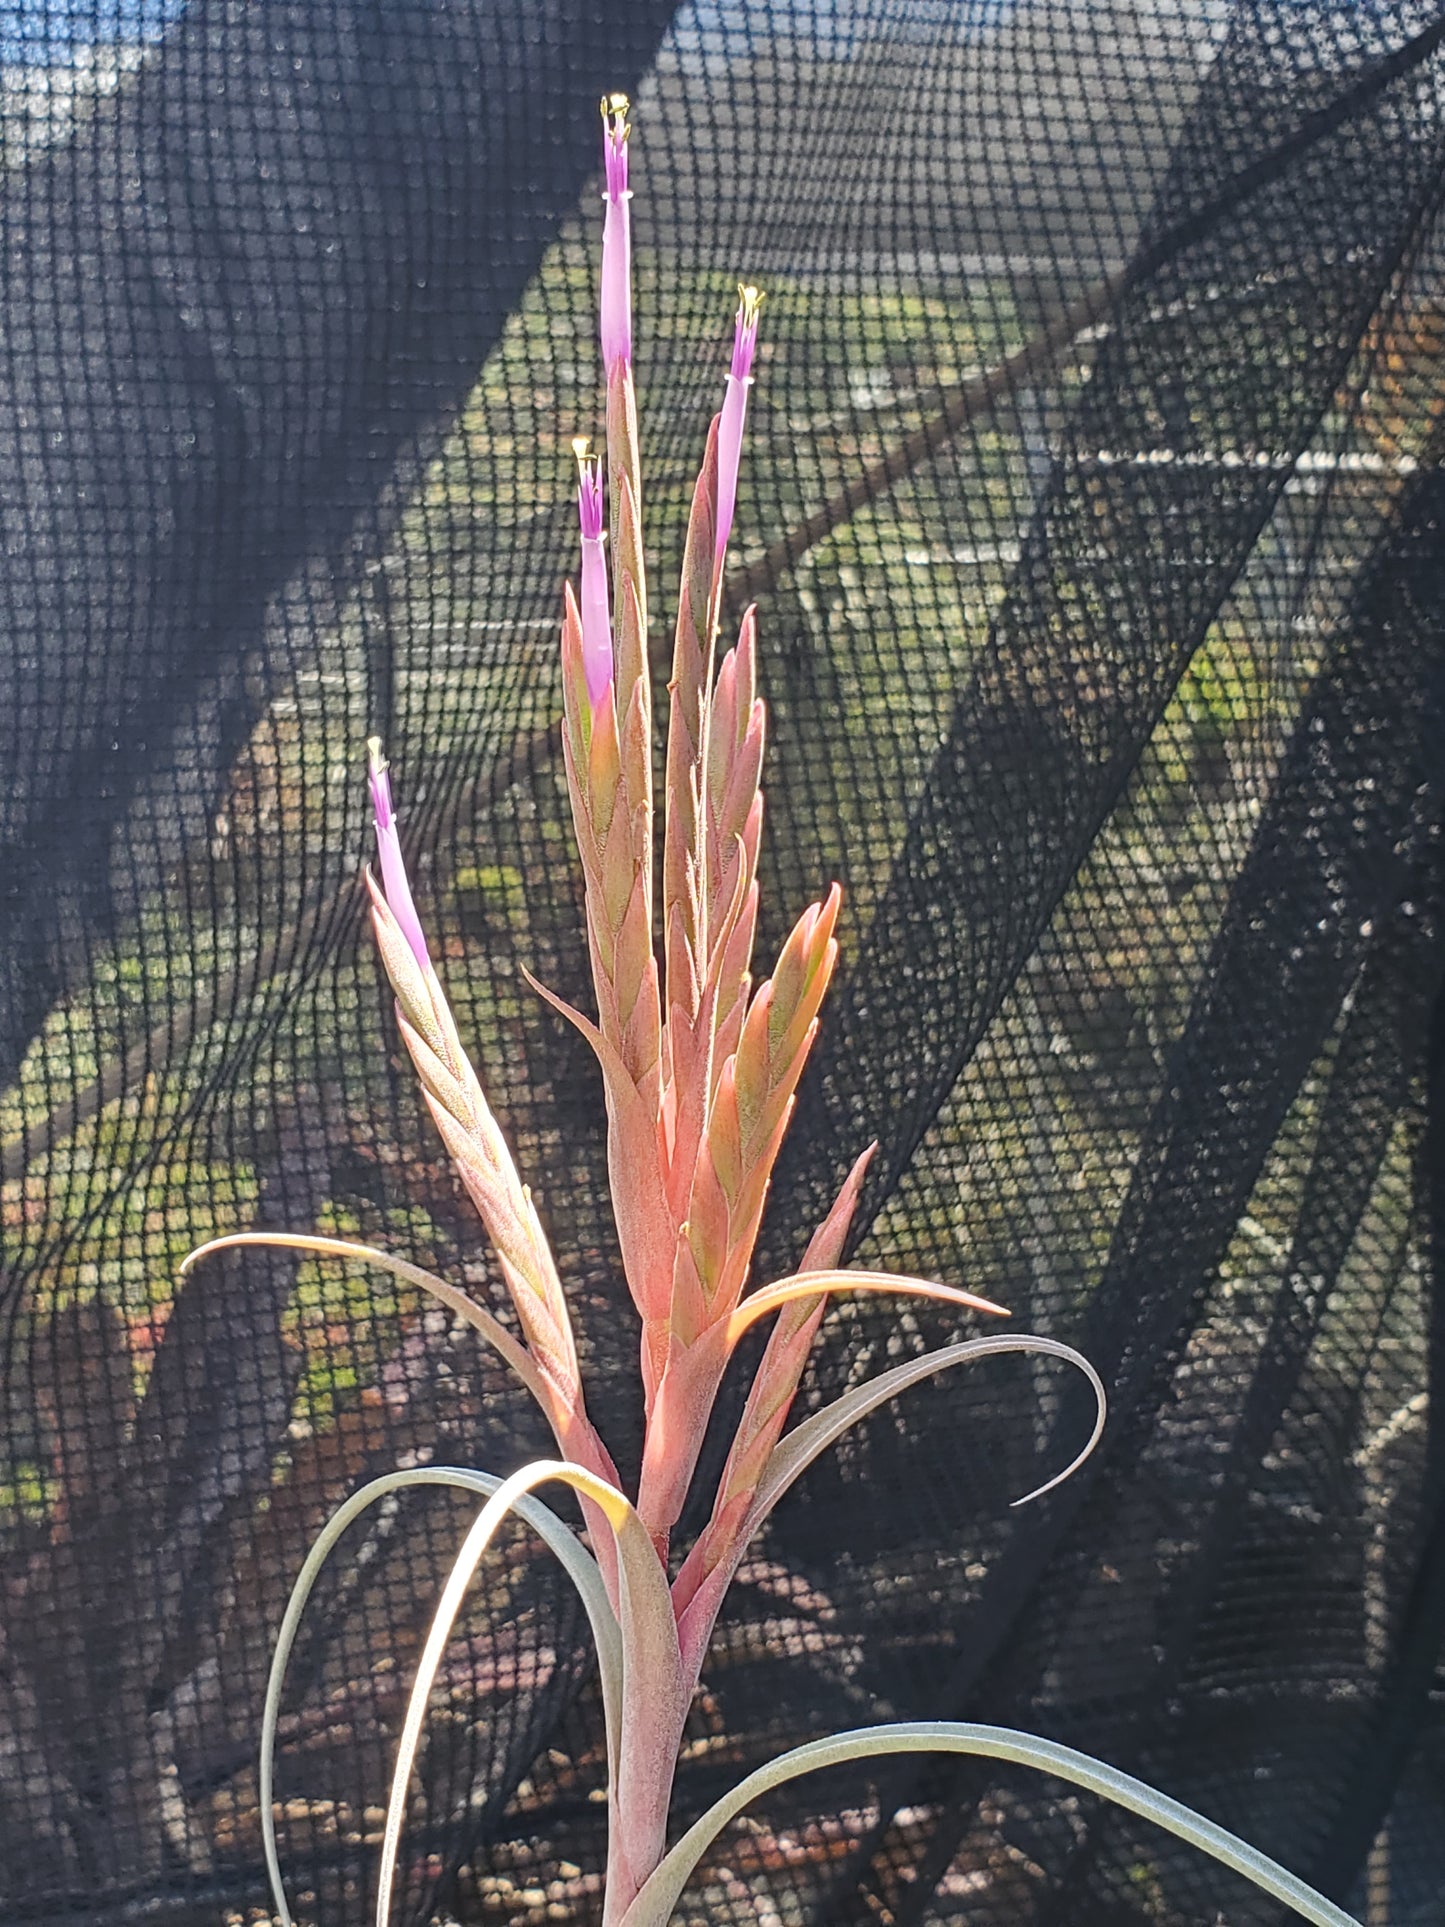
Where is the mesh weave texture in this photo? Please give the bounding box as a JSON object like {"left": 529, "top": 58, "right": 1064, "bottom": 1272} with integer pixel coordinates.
{"left": 1, "top": 2, "right": 1443, "bottom": 1923}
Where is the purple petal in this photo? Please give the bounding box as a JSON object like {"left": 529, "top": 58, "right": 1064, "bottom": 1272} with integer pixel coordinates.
{"left": 714, "top": 288, "right": 763, "bottom": 566}
{"left": 599, "top": 94, "right": 632, "bottom": 376}
{"left": 366, "top": 738, "right": 430, "bottom": 969}
{"left": 573, "top": 443, "right": 613, "bottom": 708}
{"left": 600, "top": 197, "right": 632, "bottom": 376}
{"left": 715, "top": 373, "right": 749, "bottom": 568}
{"left": 579, "top": 533, "right": 613, "bottom": 708}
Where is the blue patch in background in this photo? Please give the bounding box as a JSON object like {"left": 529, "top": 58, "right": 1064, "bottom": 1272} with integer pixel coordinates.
{"left": 0, "top": 0, "right": 185, "bottom": 65}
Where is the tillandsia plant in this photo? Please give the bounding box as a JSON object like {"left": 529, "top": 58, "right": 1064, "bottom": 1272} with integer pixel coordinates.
{"left": 185, "top": 96, "right": 1363, "bottom": 1927}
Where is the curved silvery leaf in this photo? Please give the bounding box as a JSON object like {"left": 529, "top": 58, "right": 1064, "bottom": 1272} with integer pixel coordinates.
{"left": 673, "top": 1334, "right": 1105, "bottom": 1661}
{"left": 639, "top": 1267, "right": 1014, "bottom": 1548}
{"left": 180, "top": 1231, "right": 545, "bottom": 1406}
{"left": 619, "top": 1722, "right": 1363, "bottom": 1927}
{"left": 375, "top": 1460, "right": 680, "bottom": 1927}
{"left": 259, "top": 1466, "right": 620, "bottom": 1927}
{"left": 183, "top": 1230, "right": 625, "bottom": 1601}
{"left": 721, "top": 1266, "right": 1010, "bottom": 1343}
{"left": 758, "top": 1331, "right": 1107, "bottom": 1512}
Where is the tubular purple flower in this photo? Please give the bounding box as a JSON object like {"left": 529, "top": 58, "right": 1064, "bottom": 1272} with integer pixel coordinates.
{"left": 574, "top": 438, "right": 614, "bottom": 708}
{"left": 599, "top": 93, "right": 632, "bottom": 378}
{"left": 366, "top": 737, "right": 429, "bottom": 969}
{"left": 715, "top": 285, "right": 763, "bottom": 568}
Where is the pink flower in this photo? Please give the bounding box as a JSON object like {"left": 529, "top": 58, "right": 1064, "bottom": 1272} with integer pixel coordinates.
{"left": 599, "top": 93, "right": 632, "bottom": 378}
{"left": 366, "top": 738, "right": 429, "bottom": 969}
{"left": 715, "top": 284, "right": 763, "bottom": 567}
{"left": 574, "top": 438, "right": 613, "bottom": 708}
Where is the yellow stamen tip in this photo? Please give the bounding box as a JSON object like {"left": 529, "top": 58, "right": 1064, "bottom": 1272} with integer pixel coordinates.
{"left": 571, "top": 436, "right": 591, "bottom": 465}
{"left": 738, "top": 284, "right": 764, "bottom": 322}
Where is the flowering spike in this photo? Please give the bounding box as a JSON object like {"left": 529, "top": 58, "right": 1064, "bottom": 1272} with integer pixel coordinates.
{"left": 574, "top": 439, "right": 614, "bottom": 708}
{"left": 319, "top": 113, "right": 1111, "bottom": 1927}
{"left": 600, "top": 93, "right": 633, "bottom": 378}
{"left": 366, "top": 737, "right": 429, "bottom": 969}
{"left": 715, "top": 284, "right": 763, "bottom": 569}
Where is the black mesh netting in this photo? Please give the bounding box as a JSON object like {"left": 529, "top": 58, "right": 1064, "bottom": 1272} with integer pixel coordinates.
{"left": 2, "top": 1, "right": 1444, "bottom": 1922}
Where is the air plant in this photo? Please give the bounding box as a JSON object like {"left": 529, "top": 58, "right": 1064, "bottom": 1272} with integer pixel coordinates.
{"left": 186, "top": 97, "right": 1361, "bottom": 1927}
